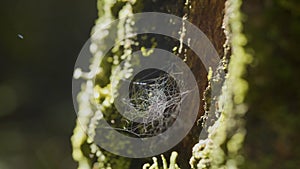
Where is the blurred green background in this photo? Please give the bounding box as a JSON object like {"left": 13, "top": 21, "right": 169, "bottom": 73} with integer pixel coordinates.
{"left": 0, "top": 0, "right": 97, "bottom": 168}
{"left": 242, "top": 0, "right": 300, "bottom": 168}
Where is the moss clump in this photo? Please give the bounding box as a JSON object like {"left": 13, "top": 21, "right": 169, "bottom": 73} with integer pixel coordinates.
{"left": 190, "top": 0, "right": 252, "bottom": 168}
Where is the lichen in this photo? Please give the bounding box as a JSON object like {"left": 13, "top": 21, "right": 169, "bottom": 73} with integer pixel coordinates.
{"left": 142, "top": 152, "right": 180, "bottom": 169}
{"left": 190, "top": 0, "right": 252, "bottom": 168}
{"left": 71, "top": 0, "right": 139, "bottom": 168}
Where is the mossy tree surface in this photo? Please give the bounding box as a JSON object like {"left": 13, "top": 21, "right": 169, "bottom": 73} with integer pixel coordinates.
{"left": 71, "top": 0, "right": 252, "bottom": 169}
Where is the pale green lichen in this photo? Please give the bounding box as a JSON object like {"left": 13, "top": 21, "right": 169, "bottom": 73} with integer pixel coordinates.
{"left": 190, "top": 0, "right": 252, "bottom": 168}
{"left": 71, "top": 0, "right": 138, "bottom": 168}
{"left": 143, "top": 152, "right": 180, "bottom": 169}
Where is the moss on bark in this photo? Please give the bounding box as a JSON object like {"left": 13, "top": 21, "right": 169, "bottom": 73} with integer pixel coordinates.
{"left": 71, "top": 0, "right": 252, "bottom": 169}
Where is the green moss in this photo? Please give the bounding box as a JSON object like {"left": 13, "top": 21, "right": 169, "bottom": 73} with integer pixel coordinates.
{"left": 71, "top": 0, "right": 139, "bottom": 168}
{"left": 142, "top": 152, "right": 180, "bottom": 169}
{"left": 190, "top": 0, "right": 252, "bottom": 168}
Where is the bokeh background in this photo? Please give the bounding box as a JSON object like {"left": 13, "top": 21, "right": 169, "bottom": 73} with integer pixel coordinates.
{"left": 0, "top": 0, "right": 97, "bottom": 168}
{"left": 243, "top": 0, "right": 300, "bottom": 168}
{"left": 0, "top": 0, "right": 299, "bottom": 169}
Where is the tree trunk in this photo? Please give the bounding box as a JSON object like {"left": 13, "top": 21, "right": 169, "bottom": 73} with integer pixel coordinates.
{"left": 71, "top": 0, "right": 250, "bottom": 169}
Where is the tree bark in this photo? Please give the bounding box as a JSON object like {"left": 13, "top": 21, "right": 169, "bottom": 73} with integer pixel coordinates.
{"left": 71, "top": 0, "right": 249, "bottom": 169}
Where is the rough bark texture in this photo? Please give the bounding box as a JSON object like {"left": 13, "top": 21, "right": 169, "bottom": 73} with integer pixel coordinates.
{"left": 173, "top": 1, "right": 227, "bottom": 168}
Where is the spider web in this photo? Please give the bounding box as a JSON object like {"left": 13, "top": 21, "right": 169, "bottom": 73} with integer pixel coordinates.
{"left": 116, "top": 68, "right": 184, "bottom": 138}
